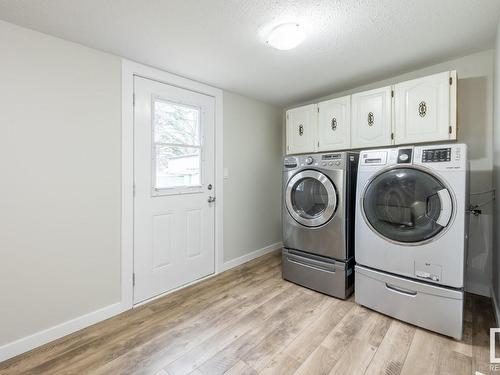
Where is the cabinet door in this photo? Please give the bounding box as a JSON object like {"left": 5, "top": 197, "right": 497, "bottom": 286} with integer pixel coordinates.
{"left": 286, "top": 104, "right": 317, "bottom": 154}
{"left": 394, "top": 71, "right": 455, "bottom": 144}
{"left": 351, "top": 86, "right": 393, "bottom": 149}
{"left": 317, "top": 96, "right": 350, "bottom": 151}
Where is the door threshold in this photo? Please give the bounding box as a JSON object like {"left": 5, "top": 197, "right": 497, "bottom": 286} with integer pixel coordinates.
{"left": 133, "top": 271, "right": 216, "bottom": 308}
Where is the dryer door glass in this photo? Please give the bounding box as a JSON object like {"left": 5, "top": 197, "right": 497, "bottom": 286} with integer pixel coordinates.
{"left": 292, "top": 178, "right": 328, "bottom": 217}
{"left": 362, "top": 167, "right": 453, "bottom": 243}
{"left": 286, "top": 170, "right": 337, "bottom": 227}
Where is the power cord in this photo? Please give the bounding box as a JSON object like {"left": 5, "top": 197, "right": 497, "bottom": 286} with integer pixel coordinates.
{"left": 469, "top": 188, "right": 495, "bottom": 216}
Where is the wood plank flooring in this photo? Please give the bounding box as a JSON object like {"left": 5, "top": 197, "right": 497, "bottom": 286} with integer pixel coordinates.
{"left": 0, "top": 250, "right": 496, "bottom": 375}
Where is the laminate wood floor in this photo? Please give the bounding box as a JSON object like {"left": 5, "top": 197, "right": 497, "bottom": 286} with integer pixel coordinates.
{"left": 0, "top": 250, "right": 496, "bottom": 375}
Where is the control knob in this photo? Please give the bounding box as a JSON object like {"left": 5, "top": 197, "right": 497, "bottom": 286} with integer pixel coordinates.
{"left": 305, "top": 156, "right": 314, "bottom": 165}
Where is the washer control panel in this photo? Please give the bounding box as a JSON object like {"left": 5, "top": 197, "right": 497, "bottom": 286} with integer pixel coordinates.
{"left": 397, "top": 148, "right": 413, "bottom": 164}
{"left": 414, "top": 143, "right": 466, "bottom": 170}
{"left": 422, "top": 147, "right": 452, "bottom": 163}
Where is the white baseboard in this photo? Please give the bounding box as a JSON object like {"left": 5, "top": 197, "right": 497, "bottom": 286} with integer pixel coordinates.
{"left": 491, "top": 287, "right": 500, "bottom": 328}
{"left": 0, "top": 302, "right": 125, "bottom": 363}
{"left": 220, "top": 242, "right": 283, "bottom": 272}
{"left": 0, "top": 242, "right": 283, "bottom": 363}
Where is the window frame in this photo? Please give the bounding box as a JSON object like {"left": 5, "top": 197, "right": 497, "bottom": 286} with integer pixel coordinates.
{"left": 150, "top": 96, "right": 204, "bottom": 196}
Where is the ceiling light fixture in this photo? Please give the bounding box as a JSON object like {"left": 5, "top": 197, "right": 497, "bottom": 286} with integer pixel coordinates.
{"left": 266, "top": 23, "right": 305, "bottom": 50}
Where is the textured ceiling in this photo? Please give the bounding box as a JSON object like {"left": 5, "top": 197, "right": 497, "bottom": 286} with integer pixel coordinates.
{"left": 0, "top": 0, "right": 499, "bottom": 106}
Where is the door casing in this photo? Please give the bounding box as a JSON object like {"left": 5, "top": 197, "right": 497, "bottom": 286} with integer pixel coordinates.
{"left": 121, "top": 60, "right": 224, "bottom": 310}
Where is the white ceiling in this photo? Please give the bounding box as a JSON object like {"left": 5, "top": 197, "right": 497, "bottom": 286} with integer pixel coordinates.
{"left": 0, "top": 0, "right": 499, "bottom": 106}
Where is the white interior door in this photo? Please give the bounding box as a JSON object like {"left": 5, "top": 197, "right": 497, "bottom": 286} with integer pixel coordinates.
{"left": 133, "top": 76, "right": 215, "bottom": 304}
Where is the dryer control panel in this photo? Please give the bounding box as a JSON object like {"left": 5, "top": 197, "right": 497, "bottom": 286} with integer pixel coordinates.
{"left": 283, "top": 152, "right": 353, "bottom": 171}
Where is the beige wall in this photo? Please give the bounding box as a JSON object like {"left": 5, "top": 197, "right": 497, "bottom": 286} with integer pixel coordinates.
{"left": 223, "top": 91, "right": 283, "bottom": 262}
{"left": 287, "top": 49, "right": 495, "bottom": 296}
{"left": 0, "top": 20, "right": 283, "bottom": 349}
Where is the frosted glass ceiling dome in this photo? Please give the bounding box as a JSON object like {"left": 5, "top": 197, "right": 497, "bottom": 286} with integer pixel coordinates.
{"left": 266, "top": 23, "right": 305, "bottom": 50}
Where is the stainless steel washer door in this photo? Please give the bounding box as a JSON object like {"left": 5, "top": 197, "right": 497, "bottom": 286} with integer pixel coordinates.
{"left": 285, "top": 170, "right": 337, "bottom": 227}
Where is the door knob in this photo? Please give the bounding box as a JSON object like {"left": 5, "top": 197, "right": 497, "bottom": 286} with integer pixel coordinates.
{"left": 208, "top": 196, "right": 216, "bottom": 203}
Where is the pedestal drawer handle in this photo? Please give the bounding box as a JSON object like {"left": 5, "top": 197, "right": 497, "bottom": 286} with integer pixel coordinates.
{"left": 385, "top": 283, "right": 417, "bottom": 297}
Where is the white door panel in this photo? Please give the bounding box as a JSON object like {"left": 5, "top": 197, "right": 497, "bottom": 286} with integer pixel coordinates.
{"left": 134, "top": 76, "right": 215, "bottom": 304}
{"left": 317, "top": 96, "right": 350, "bottom": 151}
{"left": 351, "top": 86, "right": 392, "bottom": 149}
{"left": 395, "top": 71, "right": 453, "bottom": 144}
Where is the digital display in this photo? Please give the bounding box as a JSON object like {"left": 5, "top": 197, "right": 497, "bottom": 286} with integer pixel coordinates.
{"left": 322, "top": 154, "right": 341, "bottom": 160}
{"left": 422, "top": 148, "right": 451, "bottom": 163}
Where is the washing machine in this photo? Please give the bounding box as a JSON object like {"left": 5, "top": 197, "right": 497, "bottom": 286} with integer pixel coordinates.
{"left": 282, "top": 151, "right": 358, "bottom": 299}
{"left": 354, "top": 143, "right": 468, "bottom": 339}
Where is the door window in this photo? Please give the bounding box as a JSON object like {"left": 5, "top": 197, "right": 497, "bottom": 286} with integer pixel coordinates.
{"left": 362, "top": 168, "right": 451, "bottom": 243}
{"left": 153, "top": 99, "right": 202, "bottom": 192}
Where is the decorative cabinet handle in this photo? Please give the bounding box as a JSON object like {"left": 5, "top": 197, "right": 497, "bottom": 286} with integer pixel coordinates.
{"left": 331, "top": 117, "right": 337, "bottom": 131}
{"left": 367, "top": 112, "right": 374, "bottom": 126}
{"left": 419, "top": 101, "right": 427, "bottom": 117}
{"left": 298, "top": 124, "right": 304, "bottom": 136}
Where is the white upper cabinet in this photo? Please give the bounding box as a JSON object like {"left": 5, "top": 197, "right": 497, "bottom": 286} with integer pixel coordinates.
{"left": 286, "top": 104, "right": 317, "bottom": 154}
{"left": 317, "top": 96, "right": 351, "bottom": 152}
{"left": 351, "top": 86, "right": 393, "bottom": 149}
{"left": 284, "top": 70, "right": 457, "bottom": 155}
{"left": 394, "top": 71, "right": 456, "bottom": 144}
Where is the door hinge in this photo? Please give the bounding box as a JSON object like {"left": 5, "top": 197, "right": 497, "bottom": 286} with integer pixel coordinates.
{"left": 132, "top": 273, "right": 136, "bottom": 286}
{"left": 317, "top": 107, "right": 320, "bottom": 113}
{"left": 391, "top": 132, "right": 394, "bottom": 140}
{"left": 317, "top": 141, "right": 320, "bottom": 148}
{"left": 449, "top": 126, "right": 452, "bottom": 134}
{"left": 449, "top": 77, "right": 453, "bottom": 85}
{"left": 391, "top": 90, "right": 394, "bottom": 97}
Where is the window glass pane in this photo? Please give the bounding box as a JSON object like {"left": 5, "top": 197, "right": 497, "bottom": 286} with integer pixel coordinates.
{"left": 155, "top": 145, "right": 200, "bottom": 189}
{"left": 154, "top": 100, "right": 200, "bottom": 146}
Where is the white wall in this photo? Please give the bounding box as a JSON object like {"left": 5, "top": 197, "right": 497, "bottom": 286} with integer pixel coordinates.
{"left": 0, "top": 20, "right": 122, "bottom": 347}
{"left": 288, "top": 49, "right": 495, "bottom": 296}
{"left": 223, "top": 92, "right": 283, "bottom": 263}
{"left": 0, "top": 20, "right": 283, "bottom": 355}
{"left": 492, "top": 20, "right": 500, "bottom": 322}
